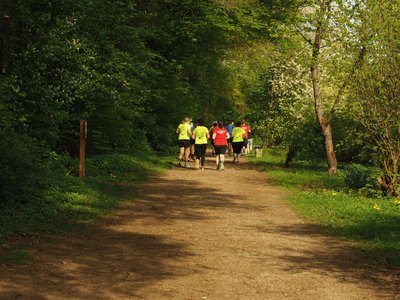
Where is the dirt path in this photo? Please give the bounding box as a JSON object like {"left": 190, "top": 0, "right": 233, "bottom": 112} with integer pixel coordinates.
{"left": 1, "top": 157, "right": 399, "bottom": 299}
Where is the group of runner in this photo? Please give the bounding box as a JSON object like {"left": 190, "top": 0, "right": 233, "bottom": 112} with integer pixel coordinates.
{"left": 176, "top": 117, "right": 252, "bottom": 171}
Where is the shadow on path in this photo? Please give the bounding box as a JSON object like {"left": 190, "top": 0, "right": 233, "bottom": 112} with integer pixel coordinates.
{"left": 0, "top": 170, "right": 264, "bottom": 299}
{"left": 1, "top": 158, "right": 399, "bottom": 299}
{"left": 250, "top": 222, "right": 400, "bottom": 295}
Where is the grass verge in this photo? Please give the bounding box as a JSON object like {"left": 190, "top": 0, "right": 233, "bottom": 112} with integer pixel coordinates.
{"left": 0, "top": 153, "right": 174, "bottom": 265}
{"left": 251, "top": 148, "right": 400, "bottom": 266}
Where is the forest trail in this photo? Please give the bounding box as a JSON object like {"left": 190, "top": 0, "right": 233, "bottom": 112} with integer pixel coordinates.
{"left": 0, "top": 157, "right": 399, "bottom": 299}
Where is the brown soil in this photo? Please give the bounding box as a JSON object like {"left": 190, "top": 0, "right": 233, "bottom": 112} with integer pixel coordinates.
{"left": 1, "top": 157, "right": 399, "bottom": 299}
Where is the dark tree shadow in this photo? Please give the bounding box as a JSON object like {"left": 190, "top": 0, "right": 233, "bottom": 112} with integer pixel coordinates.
{"left": 0, "top": 170, "right": 265, "bottom": 299}
{"left": 250, "top": 222, "right": 400, "bottom": 295}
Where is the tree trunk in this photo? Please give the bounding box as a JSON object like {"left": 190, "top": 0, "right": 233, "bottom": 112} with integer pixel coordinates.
{"left": 379, "top": 152, "right": 399, "bottom": 196}
{"left": 321, "top": 123, "right": 338, "bottom": 175}
{"left": 285, "top": 143, "right": 298, "bottom": 167}
{"left": 310, "top": 7, "right": 338, "bottom": 176}
{"left": 312, "top": 75, "right": 338, "bottom": 175}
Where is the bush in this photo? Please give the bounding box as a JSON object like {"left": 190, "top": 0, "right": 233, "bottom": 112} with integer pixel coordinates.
{"left": 284, "top": 117, "right": 326, "bottom": 166}
{"left": 0, "top": 130, "right": 50, "bottom": 207}
{"left": 343, "top": 164, "right": 382, "bottom": 197}
{"left": 344, "top": 164, "right": 371, "bottom": 189}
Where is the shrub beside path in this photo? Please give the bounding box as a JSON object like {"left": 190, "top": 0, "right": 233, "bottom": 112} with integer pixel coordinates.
{"left": 1, "top": 158, "right": 399, "bottom": 299}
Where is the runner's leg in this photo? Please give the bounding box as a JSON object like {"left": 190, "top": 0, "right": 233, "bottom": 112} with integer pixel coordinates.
{"left": 184, "top": 145, "right": 190, "bottom": 167}
{"left": 178, "top": 146, "right": 184, "bottom": 166}
{"left": 195, "top": 144, "right": 201, "bottom": 169}
{"left": 201, "top": 145, "right": 206, "bottom": 169}
{"left": 220, "top": 154, "right": 225, "bottom": 170}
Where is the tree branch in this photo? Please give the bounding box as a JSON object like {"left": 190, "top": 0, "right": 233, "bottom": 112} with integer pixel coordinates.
{"left": 328, "top": 45, "right": 366, "bottom": 123}
{"left": 293, "top": 24, "right": 313, "bottom": 46}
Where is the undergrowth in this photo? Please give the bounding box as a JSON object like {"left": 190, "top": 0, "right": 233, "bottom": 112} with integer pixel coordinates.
{"left": 0, "top": 153, "right": 174, "bottom": 264}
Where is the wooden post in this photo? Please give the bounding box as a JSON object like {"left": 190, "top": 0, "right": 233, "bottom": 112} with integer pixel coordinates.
{"left": 79, "top": 120, "right": 87, "bottom": 178}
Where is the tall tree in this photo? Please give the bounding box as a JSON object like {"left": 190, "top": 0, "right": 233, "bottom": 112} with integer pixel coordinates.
{"left": 296, "top": 0, "right": 364, "bottom": 174}
{"left": 351, "top": 0, "right": 400, "bottom": 195}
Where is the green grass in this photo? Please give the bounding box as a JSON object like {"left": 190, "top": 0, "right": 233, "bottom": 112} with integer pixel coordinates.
{"left": 0, "top": 153, "right": 175, "bottom": 262}
{"left": 252, "top": 148, "right": 343, "bottom": 189}
{"left": 251, "top": 148, "right": 400, "bottom": 265}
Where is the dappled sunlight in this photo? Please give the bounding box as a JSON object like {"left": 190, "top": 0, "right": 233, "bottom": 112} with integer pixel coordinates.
{"left": 1, "top": 157, "right": 398, "bottom": 299}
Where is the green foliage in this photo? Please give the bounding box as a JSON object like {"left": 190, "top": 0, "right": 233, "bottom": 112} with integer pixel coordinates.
{"left": 343, "top": 164, "right": 371, "bottom": 189}
{"left": 285, "top": 117, "right": 326, "bottom": 164}
{"left": 348, "top": 0, "right": 400, "bottom": 195}
{"left": 343, "top": 164, "right": 385, "bottom": 197}
{"left": 253, "top": 148, "right": 343, "bottom": 189}
{"left": 0, "top": 129, "right": 49, "bottom": 206}
{"left": 332, "top": 112, "right": 380, "bottom": 165}
{"left": 0, "top": 154, "right": 172, "bottom": 239}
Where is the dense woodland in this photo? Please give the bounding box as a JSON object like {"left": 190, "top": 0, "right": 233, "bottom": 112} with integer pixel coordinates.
{"left": 0, "top": 0, "right": 399, "bottom": 211}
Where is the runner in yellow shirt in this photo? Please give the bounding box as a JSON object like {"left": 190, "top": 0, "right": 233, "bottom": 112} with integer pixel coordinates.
{"left": 192, "top": 119, "right": 210, "bottom": 170}
{"left": 176, "top": 117, "right": 192, "bottom": 168}
{"left": 232, "top": 121, "right": 246, "bottom": 164}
